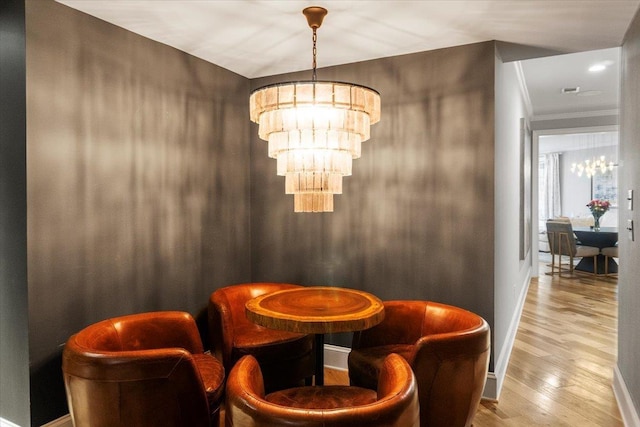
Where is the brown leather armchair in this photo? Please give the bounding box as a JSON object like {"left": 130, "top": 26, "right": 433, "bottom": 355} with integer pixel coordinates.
{"left": 62, "top": 311, "right": 225, "bottom": 427}
{"left": 225, "top": 353, "right": 419, "bottom": 427}
{"left": 208, "top": 282, "right": 315, "bottom": 391}
{"left": 349, "top": 300, "right": 490, "bottom": 427}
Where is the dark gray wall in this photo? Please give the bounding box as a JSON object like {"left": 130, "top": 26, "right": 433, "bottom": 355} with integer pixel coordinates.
{"left": 249, "top": 43, "right": 496, "bottom": 349}
{"left": 25, "top": 1, "right": 251, "bottom": 424}
{"left": 619, "top": 7, "right": 640, "bottom": 418}
{"left": 0, "top": 1, "right": 30, "bottom": 426}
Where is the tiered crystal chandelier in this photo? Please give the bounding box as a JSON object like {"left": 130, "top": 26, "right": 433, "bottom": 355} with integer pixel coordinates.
{"left": 249, "top": 6, "right": 381, "bottom": 212}
{"left": 570, "top": 155, "right": 615, "bottom": 178}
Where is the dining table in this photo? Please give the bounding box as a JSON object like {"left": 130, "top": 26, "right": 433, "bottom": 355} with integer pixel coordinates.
{"left": 573, "top": 226, "right": 619, "bottom": 274}
{"left": 245, "top": 286, "right": 384, "bottom": 385}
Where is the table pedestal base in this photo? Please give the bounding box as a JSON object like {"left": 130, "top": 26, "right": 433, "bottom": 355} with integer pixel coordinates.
{"left": 245, "top": 286, "right": 385, "bottom": 388}
{"left": 575, "top": 254, "right": 618, "bottom": 275}
{"left": 315, "top": 334, "right": 324, "bottom": 386}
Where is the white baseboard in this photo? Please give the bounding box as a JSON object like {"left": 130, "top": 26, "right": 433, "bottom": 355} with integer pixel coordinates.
{"left": 324, "top": 344, "right": 349, "bottom": 371}
{"left": 613, "top": 365, "right": 640, "bottom": 427}
{"left": 483, "top": 372, "right": 499, "bottom": 401}
{"left": 485, "top": 271, "right": 531, "bottom": 400}
{"left": 1, "top": 417, "right": 23, "bottom": 427}
{"left": 41, "top": 415, "right": 71, "bottom": 427}
{"left": 1, "top": 413, "right": 72, "bottom": 427}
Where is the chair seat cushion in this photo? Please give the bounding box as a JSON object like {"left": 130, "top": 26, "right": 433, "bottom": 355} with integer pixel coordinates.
{"left": 193, "top": 353, "right": 225, "bottom": 410}
{"left": 576, "top": 245, "right": 600, "bottom": 257}
{"left": 265, "top": 385, "right": 377, "bottom": 409}
{"left": 349, "top": 345, "right": 416, "bottom": 389}
{"left": 233, "top": 327, "right": 314, "bottom": 363}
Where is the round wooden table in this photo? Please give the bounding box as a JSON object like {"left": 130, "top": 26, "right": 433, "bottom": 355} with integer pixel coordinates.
{"left": 246, "top": 286, "right": 384, "bottom": 385}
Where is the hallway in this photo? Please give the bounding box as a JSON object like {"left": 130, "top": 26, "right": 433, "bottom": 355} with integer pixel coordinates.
{"left": 320, "top": 260, "right": 622, "bottom": 426}
{"left": 474, "top": 266, "right": 621, "bottom": 425}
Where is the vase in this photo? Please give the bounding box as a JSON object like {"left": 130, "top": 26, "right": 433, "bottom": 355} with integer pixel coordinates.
{"left": 593, "top": 215, "right": 601, "bottom": 231}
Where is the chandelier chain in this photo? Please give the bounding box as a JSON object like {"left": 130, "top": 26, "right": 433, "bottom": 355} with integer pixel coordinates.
{"left": 312, "top": 28, "right": 317, "bottom": 81}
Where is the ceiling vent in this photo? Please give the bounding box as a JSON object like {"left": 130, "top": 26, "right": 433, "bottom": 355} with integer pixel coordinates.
{"left": 561, "top": 86, "right": 580, "bottom": 94}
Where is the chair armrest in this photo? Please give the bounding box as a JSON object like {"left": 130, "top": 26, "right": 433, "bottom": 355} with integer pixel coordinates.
{"left": 78, "top": 311, "right": 204, "bottom": 354}
{"left": 376, "top": 353, "right": 416, "bottom": 400}
{"left": 64, "top": 344, "right": 200, "bottom": 382}
{"left": 63, "top": 344, "right": 212, "bottom": 427}
{"left": 208, "top": 292, "right": 235, "bottom": 368}
{"left": 411, "top": 320, "right": 490, "bottom": 393}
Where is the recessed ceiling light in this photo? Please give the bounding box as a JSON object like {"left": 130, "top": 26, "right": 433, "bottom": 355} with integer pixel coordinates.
{"left": 589, "top": 64, "right": 607, "bottom": 72}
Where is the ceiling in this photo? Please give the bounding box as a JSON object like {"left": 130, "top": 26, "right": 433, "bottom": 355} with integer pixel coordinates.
{"left": 521, "top": 47, "right": 621, "bottom": 118}
{"left": 57, "top": 0, "right": 639, "bottom": 118}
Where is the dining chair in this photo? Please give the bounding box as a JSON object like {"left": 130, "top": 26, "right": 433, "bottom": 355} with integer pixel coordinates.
{"left": 208, "top": 282, "right": 316, "bottom": 392}
{"left": 62, "top": 311, "right": 225, "bottom": 427}
{"left": 601, "top": 245, "right": 619, "bottom": 276}
{"left": 348, "top": 300, "right": 490, "bottom": 427}
{"left": 546, "top": 219, "right": 600, "bottom": 276}
{"left": 225, "top": 353, "right": 419, "bottom": 427}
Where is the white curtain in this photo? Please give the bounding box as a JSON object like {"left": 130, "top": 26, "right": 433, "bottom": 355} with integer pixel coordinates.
{"left": 541, "top": 153, "right": 562, "bottom": 220}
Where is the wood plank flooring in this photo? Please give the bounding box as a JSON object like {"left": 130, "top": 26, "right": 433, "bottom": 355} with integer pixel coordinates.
{"left": 219, "top": 261, "right": 620, "bottom": 426}
{"left": 325, "top": 263, "right": 622, "bottom": 426}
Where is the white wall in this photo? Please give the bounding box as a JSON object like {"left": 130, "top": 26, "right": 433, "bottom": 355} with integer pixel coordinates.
{"left": 539, "top": 132, "right": 619, "bottom": 227}
{"left": 492, "top": 54, "right": 531, "bottom": 398}
{"left": 617, "top": 7, "right": 640, "bottom": 424}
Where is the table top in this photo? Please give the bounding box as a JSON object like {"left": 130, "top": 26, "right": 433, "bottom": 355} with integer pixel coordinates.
{"left": 574, "top": 227, "right": 618, "bottom": 249}
{"left": 574, "top": 226, "right": 618, "bottom": 233}
{"left": 245, "top": 286, "right": 385, "bottom": 334}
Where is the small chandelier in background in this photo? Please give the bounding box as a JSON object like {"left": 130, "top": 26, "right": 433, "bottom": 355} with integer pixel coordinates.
{"left": 249, "top": 6, "right": 381, "bottom": 212}
{"left": 570, "top": 155, "right": 615, "bottom": 178}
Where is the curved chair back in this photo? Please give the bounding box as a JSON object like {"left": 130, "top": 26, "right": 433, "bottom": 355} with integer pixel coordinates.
{"left": 63, "top": 311, "right": 222, "bottom": 427}
{"left": 226, "top": 353, "right": 419, "bottom": 427}
{"left": 208, "top": 283, "right": 315, "bottom": 391}
{"left": 546, "top": 220, "right": 600, "bottom": 275}
{"left": 546, "top": 220, "right": 578, "bottom": 256}
{"left": 350, "top": 300, "right": 490, "bottom": 427}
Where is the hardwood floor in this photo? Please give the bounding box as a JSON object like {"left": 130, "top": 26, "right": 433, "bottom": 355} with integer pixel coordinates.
{"left": 326, "top": 262, "right": 622, "bottom": 426}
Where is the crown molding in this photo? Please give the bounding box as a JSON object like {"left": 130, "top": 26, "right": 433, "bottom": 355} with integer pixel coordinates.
{"left": 514, "top": 61, "right": 533, "bottom": 118}
{"left": 532, "top": 109, "right": 619, "bottom": 122}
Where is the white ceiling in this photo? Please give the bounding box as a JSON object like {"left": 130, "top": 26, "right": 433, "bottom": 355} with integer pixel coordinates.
{"left": 57, "top": 0, "right": 639, "bottom": 118}
{"left": 521, "top": 47, "right": 621, "bottom": 118}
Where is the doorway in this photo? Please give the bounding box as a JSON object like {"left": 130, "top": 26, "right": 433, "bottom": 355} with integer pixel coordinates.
{"left": 532, "top": 126, "right": 619, "bottom": 274}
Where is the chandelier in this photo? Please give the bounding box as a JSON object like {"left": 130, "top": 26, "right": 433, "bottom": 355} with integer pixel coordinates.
{"left": 570, "top": 155, "right": 615, "bottom": 178}
{"left": 249, "top": 6, "right": 381, "bottom": 212}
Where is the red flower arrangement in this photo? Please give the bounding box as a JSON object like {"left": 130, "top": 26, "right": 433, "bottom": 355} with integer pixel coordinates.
{"left": 586, "top": 199, "right": 610, "bottom": 229}
{"left": 587, "top": 199, "right": 611, "bottom": 217}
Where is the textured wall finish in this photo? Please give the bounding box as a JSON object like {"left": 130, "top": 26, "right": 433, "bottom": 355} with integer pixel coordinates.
{"left": 619, "top": 7, "right": 640, "bottom": 420}
{"left": 26, "top": 1, "right": 250, "bottom": 424}
{"left": 0, "top": 1, "right": 31, "bottom": 426}
{"left": 250, "top": 42, "right": 496, "bottom": 348}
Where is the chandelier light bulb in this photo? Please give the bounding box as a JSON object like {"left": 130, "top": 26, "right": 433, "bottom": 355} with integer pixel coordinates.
{"left": 571, "top": 154, "right": 616, "bottom": 179}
